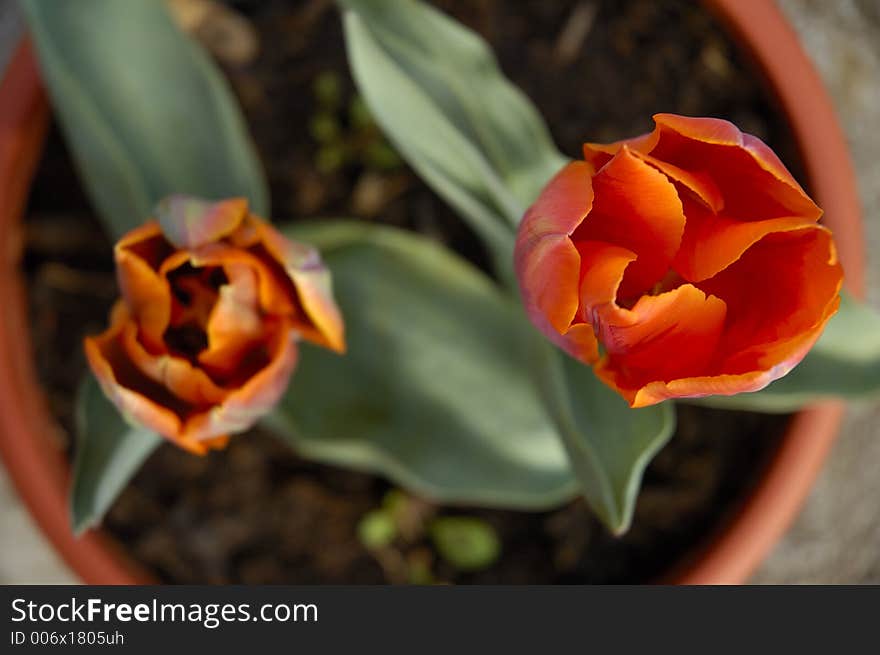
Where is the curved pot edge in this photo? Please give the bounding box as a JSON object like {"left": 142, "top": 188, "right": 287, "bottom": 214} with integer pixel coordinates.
{"left": 0, "top": 40, "right": 153, "bottom": 585}
{"left": 669, "top": 0, "right": 864, "bottom": 584}
{"left": 0, "top": 0, "right": 865, "bottom": 585}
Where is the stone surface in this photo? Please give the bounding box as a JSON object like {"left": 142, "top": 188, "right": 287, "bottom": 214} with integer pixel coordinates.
{"left": 0, "top": 0, "right": 878, "bottom": 584}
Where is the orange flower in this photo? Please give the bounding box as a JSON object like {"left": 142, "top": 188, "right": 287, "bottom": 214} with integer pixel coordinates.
{"left": 515, "top": 114, "right": 843, "bottom": 408}
{"left": 84, "top": 196, "right": 345, "bottom": 454}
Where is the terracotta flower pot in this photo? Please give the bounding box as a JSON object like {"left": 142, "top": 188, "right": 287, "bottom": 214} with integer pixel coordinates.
{"left": 0, "top": 0, "right": 864, "bottom": 585}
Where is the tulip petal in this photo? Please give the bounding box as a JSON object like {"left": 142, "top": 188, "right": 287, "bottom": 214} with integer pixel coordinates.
{"left": 115, "top": 222, "right": 175, "bottom": 352}
{"left": 593, "top": 284, "right": 728, "bottom": 405}
{"left": 198, "top": 261, "right": 265, "bottom": 377}
{"left": 518, "top": 160, "right": 595, "bottom": 238}
{"left": 572, "top": 148, "right": 685, "bottom": 300}
{"left": 625, "top": 370, "right": 776, "bottom": 408}
{"left": 519, "top": 234, "right": 582, "bottom": 336}
{"left": 575, "top": 240, "right": 637, "bottom": 322}
{"left": 84, "top": 302, "right": 189, "bottom": 447}
{"left": 161, "top": 245, "right": 298, "bottom": 345}
{"left": 582, "top": 131, "right": 659, "bottom": 169}
{"left": 633, "top": 152, "right": 725, "bottom": 213}
{"left": 674, "top": 197, "right": 820, "bottom": 282}
{"left": 515, "top": 161, "right": 595, "bottom": 343}
{"left": 119, "top": 320, "right": 227, "bottom": 406}
{"left": 178, "top": 319, "right": 299, "bottom": 444}
{"left": 649, "top": 114, "right": 822, "bottom": 221}
{"left": 558, "top": 323, "right": 600, "bottom": 364}
{"left": 252, "top": 218, "right": 346, "bottom": 353}
{"left": 699, "top": 225, "right": 843, "bottom": 375}
{"left": 155, "top": 195, "right": 247, "bottom": 250}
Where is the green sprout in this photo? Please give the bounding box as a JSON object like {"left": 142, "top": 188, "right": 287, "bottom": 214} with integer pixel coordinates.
{"left": 429, "top": 517, "right": 501, "bottom": 572}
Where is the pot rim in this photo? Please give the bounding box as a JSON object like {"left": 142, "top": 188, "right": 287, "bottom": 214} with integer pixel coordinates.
{"left": 0, "top": 0, "right": 863, "bottom": 585}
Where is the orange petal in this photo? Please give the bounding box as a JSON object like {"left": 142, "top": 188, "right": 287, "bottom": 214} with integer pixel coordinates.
{"left": 198, "top": 261, "right": 265, "bottom": 376}
{"left": 155, "top": 195, "right": 248, "bottom": 249}
{"left": 649, "top": 114, "right": 821, "bottom": 221}
{"left": 593, "top": 284, "right": 727, "bottom": 398}
{"left": 572, "top": 147, "right": 685, "bottom": 300}
{"left": 84, "top": 302, "right": 190, "bottom": 447}
{"left": 624, "top": 370, "right": 779, "bottom": 408}
{"left": 252, "top": 217, "right": 346, "bottom": 353}
{"left": 517, "top": 161, "right": 595, "bottom": 239}
{"left": 575, "top": 240, "right": 637, "bottom": 322}
{"left": 115, "top": 222, "right": 174, "bottom": 352}
{"left": 613, "top": 292, "right": 837, "bottom": 407}
{"left": 582, "top": 130, "right": 659, "bottom": 169}
{"left": 518, "top": 234, "right": 582, "bottom": 336}
{"left": 177, "top": 319, "right": 299, "bottom": 445}
{"left": 699, "top": 225, "right": 843, "bottom": 376}
{"left": 632, "top": 151, "right": 725, "bottom": 213}
{"left": 674, "top": 197, "right": 820, "bottom": 282}
{"left": 558, "top": 323, "right": 600, "bottom": 364}
{"left": 515, "top": 162, "right": 595, "bottom": 345}
{"left": 119, "top": 320, "right": 227, "bottom": 406}
{"left": 160, "top": 245, "right": 290, "bottom": 318}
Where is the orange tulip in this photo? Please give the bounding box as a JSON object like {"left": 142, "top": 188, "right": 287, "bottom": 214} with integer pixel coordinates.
{"left": 84, "top": 196, "right": 345, "bottom": 454}
{"left": 515, "top": 114, "right": 843, "bottom": 408}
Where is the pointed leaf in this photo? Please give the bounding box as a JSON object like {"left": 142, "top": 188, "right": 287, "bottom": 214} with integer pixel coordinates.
{"left": 263, "top": 221, "right": 577, "bottom": 509}
{"left": 71, "top": 375, "right": 161, "bottom": 534}
{"left": 531, "top": 339, "right": 676, "bottom": 533}
{"left": 693, "top": 292, "right": 880, "bottom": 412}
{"left": 339, "top": 0, "right": 568, "bottom": 271}
{"left": 21, "top": 0, "right": 268, "bottom": 239}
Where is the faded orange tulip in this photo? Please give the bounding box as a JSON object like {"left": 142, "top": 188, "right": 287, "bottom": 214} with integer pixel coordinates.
{"left": 85, "top": 196, "right": 345, "bottom": 454}
{"left": 515, "top": 114, "right": 843, "bottom": 408}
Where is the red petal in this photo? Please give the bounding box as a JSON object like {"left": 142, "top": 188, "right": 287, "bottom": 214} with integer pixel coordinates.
{"left": 514, "top": 161, "right": 595, "bottom": 349}
{"left": 575, "top": 240, "right": 637, "bottom": 322}
{"left": 674, "top": 197, "right": 821, "bottom": 282}
{"left": 518, "top": 234, "right": 582, "bottom": 335}
{"left": 699, "top": 225, "right": 843, "bottom": 376}
{"left": 649, "top": 114, "right": 821, "bottom": 221}
{"left": 593, "top": 284, "right": 728, "bottom": 405}
{"left": 572, "top": 147, "right": 685, "bottom": 300}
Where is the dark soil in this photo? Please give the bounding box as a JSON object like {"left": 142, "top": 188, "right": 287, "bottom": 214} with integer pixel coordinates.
{"left": 23, "top": 0, "right": 795, "bottom": 583}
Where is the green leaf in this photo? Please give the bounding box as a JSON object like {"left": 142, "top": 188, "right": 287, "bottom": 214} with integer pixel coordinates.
{"left": 692, "top": 292, "right": 880, "bottom": 412}
{"left": 531, "top": 341, "right": 676, "bottom": 534}
{"left": 429, "top": 516, "right": 500, "bottom": 572}
{"left": 339, "top": 0, "right": 568, "bottom": 272}
{"left": 21, "top": 0, "right": 268, "bottom": 239}
{"left": 263, "top": 220, "right": 577, "bottom": 510}
{"left": 335, "top": 1, "right": 677, "bottom": 533}
{"left": 71, "top": 375, "right": 162, "bottom": 535}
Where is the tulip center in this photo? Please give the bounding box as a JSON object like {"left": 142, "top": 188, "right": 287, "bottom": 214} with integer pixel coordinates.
{"left": 618, "top": 269, "right": 686, "bottom": 309}
{"left": 164, "top": 263, "right": 229, "bottom": 358}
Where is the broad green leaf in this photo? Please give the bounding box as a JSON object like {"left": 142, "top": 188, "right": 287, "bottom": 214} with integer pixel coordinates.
{"left": 21, "top": 0, "right": 268, "bottom": 239}
{"left": 71, "top": 375, "right": 162, "bottom": 534}
{"left": 531, "top": 340, "right": 676, "bottom": 534}
{"left": 339, "top": 0, "right": 568, "bottom": 271}
{"left": 263, "top": 221, "right": 577, "bottom": 509}
{"left": 336, "top": 0, "right": 675, "bottom": 532}
{"left": 692, "top": 292, "right": 880, "bottom": 412}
